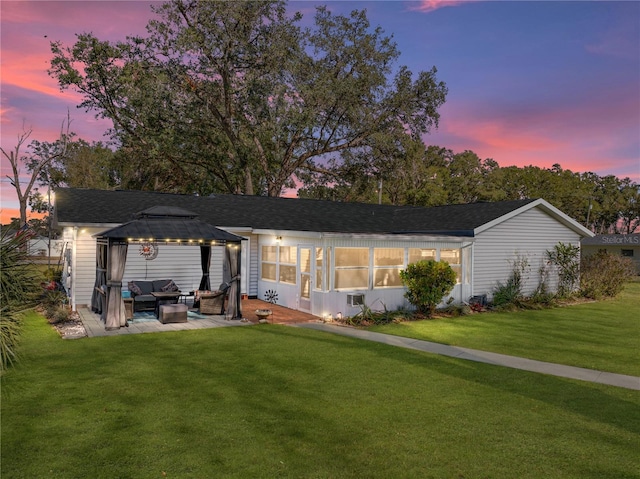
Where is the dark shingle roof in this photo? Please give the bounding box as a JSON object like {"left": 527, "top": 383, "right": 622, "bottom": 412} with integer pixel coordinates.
{"left": 54, "top": 188, "right": 538, "bottom": 236}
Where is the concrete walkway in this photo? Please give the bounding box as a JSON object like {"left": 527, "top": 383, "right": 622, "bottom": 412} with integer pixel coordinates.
{"left": 296, "top": 323, "right": 640, "bottom": 391}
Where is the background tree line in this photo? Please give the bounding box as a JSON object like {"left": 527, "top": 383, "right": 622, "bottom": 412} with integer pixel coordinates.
{"left": 11, "top": 133, "right": 638, "bottom": 235}
{"left": 298, "top": 142, "right": 639, "bottom": 234}
{"left": 5, "top": 0, "right": 638, "bottom": 234}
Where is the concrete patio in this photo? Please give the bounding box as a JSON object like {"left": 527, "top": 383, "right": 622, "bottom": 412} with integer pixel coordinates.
{"left": 77, "top": 297, "right": 321, "bottom": 337}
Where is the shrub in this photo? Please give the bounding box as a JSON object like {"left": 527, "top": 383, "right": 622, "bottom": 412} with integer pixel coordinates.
{"left": 41, "top": 289, "right": 71, "bottom": 324}
{"left": 43, "top": 267, "right": 62, "bottom": 283}
{"left": 580, "top": 250, "right": 635, "bottom": 299}
{"left": 47, "top": 306, "right": 71, "bottom": 325}
{"left": 546, "top": 242, "right": 580, "bottom": 298}
{"left": 491, "top": 256, "right": 529, "bottom": 308}
{"left": 400, "top": 260, "right": 456, "bottom": 317}
{"left": 0, "top": 228, "right": 40, "bottom": 374}
{"left": 344, "top": 300, "right": 412, "bottom": 326}
{"left": 0, "top": 306, "right": 23, "bottom": 375}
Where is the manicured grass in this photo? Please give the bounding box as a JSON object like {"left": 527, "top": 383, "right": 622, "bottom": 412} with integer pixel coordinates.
{"left": 371, "top": 281, "right": 640, "bottom": 376}
{"left": 1, "top": 312, "right": 639, "bottom": 478}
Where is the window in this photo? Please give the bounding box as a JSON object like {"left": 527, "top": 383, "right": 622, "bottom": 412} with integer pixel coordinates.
{"left": 374, "top": 248, "right": 403, "bottom": 287}
{"left": 408, "top": 248, "right": 436, "bottom": 264}
{"left": 621, "top": 249, "right": 634, "bottom": 257}
{"left": 261, "top": 245, "right": 297, "bottom": 284}
{"left": 335, "top": 248, "right": 369, "bottom": 290}
{"left": 315, "top": 247, "right": 324, "bottom": 291}
{"left": 440, "top": 248, "right": 461, "bottom": 284}
{"left": 300, "top": 248, "right": 311, "bottom": 299}
{"left": 279, "top": 246, "right": 297, "bottom": 284}
{"left": 462, "top": 246, "right": 471, "bottom": 285}
{"left": 326, "top": 247, "right": 332, "bottom": 291}
{"left": 261, "top": 246, "right": 277, "bottom": 281}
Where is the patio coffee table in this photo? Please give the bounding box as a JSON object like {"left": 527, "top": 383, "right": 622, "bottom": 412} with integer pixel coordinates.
{"left": 151, "top": 291, "right": 181, "bottom": 318}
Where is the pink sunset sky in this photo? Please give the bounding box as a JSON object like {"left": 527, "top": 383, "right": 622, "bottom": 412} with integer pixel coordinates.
{"left": 1, "top": 0, "right": 639, "bottom": 224}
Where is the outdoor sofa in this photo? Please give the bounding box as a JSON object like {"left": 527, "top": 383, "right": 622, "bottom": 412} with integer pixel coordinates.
{"left": 127, "top": 279, "right": 180, "bottom": 312}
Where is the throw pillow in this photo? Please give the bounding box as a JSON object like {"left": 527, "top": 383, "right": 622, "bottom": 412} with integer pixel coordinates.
{"left": 128, "top": 281, "right": 143, "bottom": 296}
{"left": 161, "top": 280, "right": 179, "bottom": 292}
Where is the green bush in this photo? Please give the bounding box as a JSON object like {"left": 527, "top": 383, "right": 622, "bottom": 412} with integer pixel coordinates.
{"left": 344, "top": 301, "right": 413, "bottom": 326}
{"left": 47, "top": 306, "right": 71, "bottom": 325}
{"left": 580, "top": 250, "right": 635, "bottom": 299}
{"left": 400, "top": 260, "right": 457, "bottom": 317}
{"left": 41, "top": 290, "right": 71, "bottom": 324}
{"left": 0, "top": 228, "right": 40, "bottom": 374}
{"left": 491, "top": 256, "right": 529, "bottom": 308}
{"left": 546, "top": 242, "right": 581, "bottom": 298}
{"left": 44, "top": 267, "right": 62, "bottom": 283}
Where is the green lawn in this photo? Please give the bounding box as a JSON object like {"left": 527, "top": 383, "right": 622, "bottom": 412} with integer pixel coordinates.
{"left": 1, "top": 311, "right": 639, "bottom": 478}
{"left": 371, "top": 281, "right": 640, "bottom": 376}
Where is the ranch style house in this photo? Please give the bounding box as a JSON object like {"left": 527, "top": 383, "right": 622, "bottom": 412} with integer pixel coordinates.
{"left": 53, "top": 188, "right": 594, "bottom": 326}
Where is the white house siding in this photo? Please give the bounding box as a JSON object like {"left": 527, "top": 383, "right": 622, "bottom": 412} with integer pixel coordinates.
{"left": 473, "top": 207, "right": 581, "bottom": 299}
{"left": 256, "top": 234, "right": 471, "bottom": 319}
{"left": 68, "top": 227, "right": 103, "bottom": 309}
{"left": 247, "top": 234, "right": 259, "bottom": 297}
{"left": 123, "top": 244, "right": 208, "bottom": 293}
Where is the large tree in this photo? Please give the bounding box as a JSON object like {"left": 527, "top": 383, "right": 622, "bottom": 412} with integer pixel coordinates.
{"left": 1, "top": 121, "right": 70, "bottom": 227}
{"left": 44, "top": 139, "right": 117, "bottom": 190}
{"left": 49, "top": 0, "right": 447, "bottom": 197}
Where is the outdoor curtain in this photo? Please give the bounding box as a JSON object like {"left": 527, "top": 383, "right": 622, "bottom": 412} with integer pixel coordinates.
{"left": 105, "top": 241, "right": 128, "bottom": 330}
{"left": 225, "top": 245, "right": 242, "bottom": 320}
{"left": 198, "top": 245, "right": 211, "bottom": 291}
{"left": 90, "top": 242, "right": 108, "bottom": 316}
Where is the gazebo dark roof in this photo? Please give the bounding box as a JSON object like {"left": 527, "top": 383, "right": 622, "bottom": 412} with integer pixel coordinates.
{"left": 95, "top": 206, "right": 244, "bottom": 243}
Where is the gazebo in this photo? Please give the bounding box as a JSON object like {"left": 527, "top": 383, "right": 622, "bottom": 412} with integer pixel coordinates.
{"left": 92, "top": 206, "right": 245, "bottom": 330}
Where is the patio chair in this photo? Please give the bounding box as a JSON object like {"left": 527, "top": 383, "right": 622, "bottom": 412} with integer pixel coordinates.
{"left": 198, "top": 289, "right": 226, "bottom": 315}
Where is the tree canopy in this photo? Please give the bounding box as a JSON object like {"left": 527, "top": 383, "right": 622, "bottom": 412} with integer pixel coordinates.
{"left": 49, "top": 0, "right": 447, "bottom": 196}
{"left": 299, "top": 144, "right": 639, "bottom": 233}
{"left": 41, "top": 0, "right": 638, "bottom": 234}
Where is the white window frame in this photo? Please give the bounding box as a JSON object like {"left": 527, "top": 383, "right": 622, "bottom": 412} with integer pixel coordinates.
{"left": 334, "top": 247, "right": 370, "bottom": 290}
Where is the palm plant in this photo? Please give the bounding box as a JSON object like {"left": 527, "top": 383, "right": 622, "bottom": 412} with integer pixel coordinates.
{"left": 0, "top": 227, "right": 40, "bottom": 374}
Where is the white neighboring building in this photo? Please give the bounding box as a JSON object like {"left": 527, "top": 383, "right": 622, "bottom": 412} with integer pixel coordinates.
{"left": 54, "top": 188, "right": 594, "bottom": 317}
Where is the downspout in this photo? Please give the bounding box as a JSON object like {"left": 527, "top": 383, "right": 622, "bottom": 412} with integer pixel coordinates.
{"left": 470, "top": 241, "right": 475, "bottom": 299}
{"left": 71, "top": 226, "right": 78, "bottom": 311}
{"left": 462, "top": 241, "right": 474, "bottom": 304}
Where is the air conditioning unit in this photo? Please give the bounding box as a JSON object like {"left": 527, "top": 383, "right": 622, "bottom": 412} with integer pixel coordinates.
{"left": 347, "top": 293, "right": 365, "bottom": 307}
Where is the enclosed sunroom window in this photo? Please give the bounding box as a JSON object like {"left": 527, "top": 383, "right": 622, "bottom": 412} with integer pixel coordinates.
{"left": 315, "top": 247, "right": 324, "bottom": 291}
{"left": 440, "top": 248, "right": 462, "bottom": 284}
{"left": 261, "top": 246, "right": 276, "bottom": 281}
{"left": 335, "top": 248, "right": 369, "bottom": 290}
{"left": 278, "top": 246, "right": 297, "bottom": 284}
{"left": 408, "top": 248, "right": 436, "bottom": 264}
{"left": 373, "top": 248, "right": 404, "bottom": 287}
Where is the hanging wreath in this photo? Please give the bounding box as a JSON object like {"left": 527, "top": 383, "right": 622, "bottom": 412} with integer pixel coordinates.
{"left": 139, "top": 242, "right": 159, "bottom": 260}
